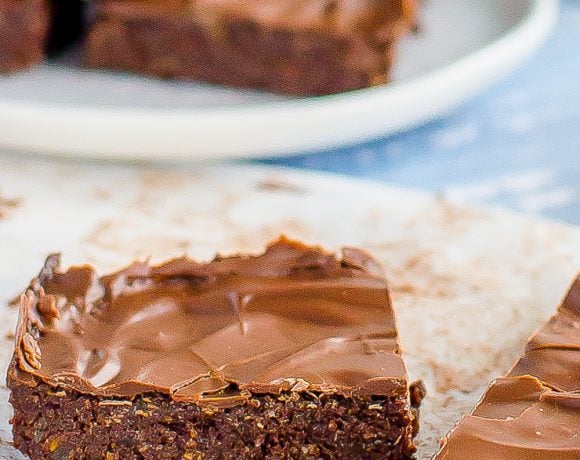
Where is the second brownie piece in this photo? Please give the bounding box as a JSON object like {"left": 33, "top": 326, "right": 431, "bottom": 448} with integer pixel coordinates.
{"left": 435, "top": 276, "right": 580, "bottom": 459}
{"left": 84, "top": 0, "right": 417, "bottom": 95}
{"left": 9, "top": 238, "right": 421, "bottom": 459}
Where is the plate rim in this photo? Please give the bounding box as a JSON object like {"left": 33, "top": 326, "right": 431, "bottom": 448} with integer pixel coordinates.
{"left": 0, "top": 0, "right": 559, "bottom": 160}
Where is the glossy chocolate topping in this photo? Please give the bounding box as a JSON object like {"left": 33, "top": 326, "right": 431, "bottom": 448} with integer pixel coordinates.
{"left": 509, "top": 276, "right": 580, "bottom": 391}
{"left": 435, "top": 276, "right": 580, "bottom": 459}
{"left": 13, "top": 238, "right": 409, "bottom": 406}
{"left": 437, "top": 376, "right": 580, "bottom": 459}
{"left": 98, "top": 0, "right": 416, "bottom": 38}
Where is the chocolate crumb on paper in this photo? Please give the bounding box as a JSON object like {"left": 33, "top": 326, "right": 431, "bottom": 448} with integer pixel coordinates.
{"left": 0, "top": 194, "right": 20, "bottom": 219}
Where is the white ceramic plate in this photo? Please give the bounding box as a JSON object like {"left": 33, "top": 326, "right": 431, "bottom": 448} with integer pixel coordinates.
{"left": 0, "top": 0, "right": 558, "bottom": 160}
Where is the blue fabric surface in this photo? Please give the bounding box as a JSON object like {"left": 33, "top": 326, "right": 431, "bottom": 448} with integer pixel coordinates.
{"left": 258, "top": 0, "right": 580, "bottom": 225}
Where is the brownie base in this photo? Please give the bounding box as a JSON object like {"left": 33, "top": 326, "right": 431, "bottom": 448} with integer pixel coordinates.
{"left": 10, "top": 376, "right": 418, "bottom": 459}
{"left": 85, "top": 16, "right": 395, "bottom": 96}
{"left": 0, "top": 0, "right": 50, "bottom": 72}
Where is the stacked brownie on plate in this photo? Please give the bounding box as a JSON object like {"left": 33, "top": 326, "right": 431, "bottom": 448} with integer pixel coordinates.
{"left": 0, "top": 0, "right": 417, "bottom": 95}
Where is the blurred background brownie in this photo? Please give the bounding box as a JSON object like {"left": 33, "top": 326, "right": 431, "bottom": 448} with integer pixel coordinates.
{"left": 0, "top": 0, "right": 50, "bottom": 72}
{"left": 85, "top": 0, "right": 417, "bottom": 95}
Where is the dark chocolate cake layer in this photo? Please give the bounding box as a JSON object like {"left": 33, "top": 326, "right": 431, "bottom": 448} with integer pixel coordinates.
{"left": 0, "top": 0, "right": 50, "bottom": 72}
{"left": 85, "top": 0, "right": 417, "bottom": 95}
{"left": 9, "top": 238, "right": 420, "bottom": 459}
{"left": 435, "top": 276, "right": 580, "bottom": 459}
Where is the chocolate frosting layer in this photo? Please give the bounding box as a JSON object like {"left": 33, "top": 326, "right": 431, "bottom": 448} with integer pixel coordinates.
{"left": 509, "top": 276, "right": 580, "bottom": 391}
{"left": 97, "top": 0, "right": 416, "bottom": 39}
{"left": 437, "top": 376, "right": 580, "bottom": 459}
{"left": 435, "top": 276, "right": 580, "bottom": 459}
{"left": 13, "top": 238, "right": 409, "bottom": 405}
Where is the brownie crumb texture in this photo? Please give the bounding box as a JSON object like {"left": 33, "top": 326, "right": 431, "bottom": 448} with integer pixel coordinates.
{"left": 84, "top": 16, "right": 391, "bottom": 96}
{"left": 10, "top": 379, "right": 417, "bottom": 459}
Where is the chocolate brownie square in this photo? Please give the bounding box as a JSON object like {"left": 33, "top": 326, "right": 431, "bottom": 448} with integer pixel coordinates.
{"left": 85, "top": 0, "right": 417, "bottom": 95}
{"left": 8, "top": 238, "right": 421, "bottom": 459}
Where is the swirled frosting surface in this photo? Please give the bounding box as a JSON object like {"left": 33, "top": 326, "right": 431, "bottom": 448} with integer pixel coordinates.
{"left": 14, "top": 238, "right": 408, "bottom": 405}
